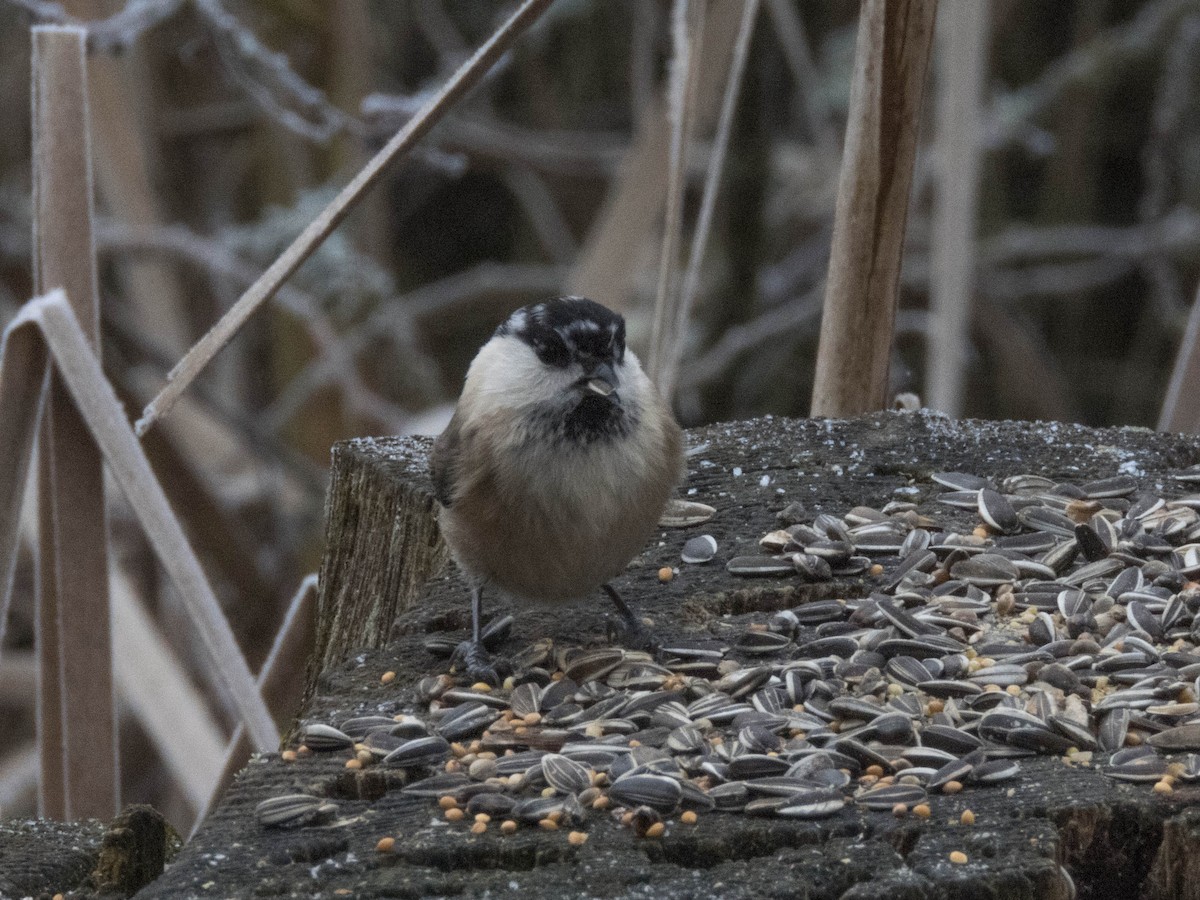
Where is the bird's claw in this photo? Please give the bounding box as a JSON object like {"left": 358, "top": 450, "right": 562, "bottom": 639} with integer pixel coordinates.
{"left": 451, "top": 639, "right": 500, "bottom": 686}
{"left": 607, "top": 616, "right": 658, "bottom": 653}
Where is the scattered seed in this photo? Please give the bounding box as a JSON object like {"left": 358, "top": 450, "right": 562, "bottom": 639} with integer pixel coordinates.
{"left": 445, "top": 808, "right": 465, "bottom": 822}
{"left": 658, "top": 567, "right": 674, "bottom": 582}
{"left": 381, "top": 671, "right": 396, "bottom": 685}
{"left": 319, "top": 467, "right": 1200, "bottom": 837}
{"left": 960, "top": 810, "right": 976, "bottom": 826}
{"left": 376, "top": 837, "right": 395, "bottom": 852}
{"left": 681, "top": 810, "right": 698, "bottom": 825}
{"left": 682, "top": 535, "right": 718, "bottom": 564}
{"left": 950, "top": 851, "right": 968, "bottom": 864}
{"left": 568, "top": 830, "right": 588, "bottom": 846}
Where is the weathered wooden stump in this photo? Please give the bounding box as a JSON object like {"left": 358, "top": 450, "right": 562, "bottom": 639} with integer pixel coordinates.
{"left": 127, "top": 412, "right": 1200, "bottom": 898}
{"left": 0, "top": 805, "right": 173, "bottom": 898}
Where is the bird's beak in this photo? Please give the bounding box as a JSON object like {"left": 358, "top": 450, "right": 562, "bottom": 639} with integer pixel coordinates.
{"left": 583, "top": 361, "right": 619, "bottom": 400}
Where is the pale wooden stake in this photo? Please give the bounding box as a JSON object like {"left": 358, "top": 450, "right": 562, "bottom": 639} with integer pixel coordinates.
{"left": 810, "top": 0, "right": 938, "bottom": 416}
{"left": 31, "top": 24, "right": 116, "bottom": 820}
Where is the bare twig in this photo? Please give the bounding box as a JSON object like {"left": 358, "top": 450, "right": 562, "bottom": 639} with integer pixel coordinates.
{"left": 988, "top": 0, "right": 1196, "bottom": 149}
{"left": 648, "top": 0, "right": 704, "bottom": 388}
{"left": 5, "top": 0, "right": 184, "bottom": 50}
{"left": 763, "top": 0, "right": 838, "bottom": 158}
{"left": 811, "top": 0, "right": 938, "bottom": 416}
{"left": 566, "top": 0, "right": 745, "bottom": 310}
{"left": 927, "top": 1, "right": 989, "bottom": 416}
{"left": 1, "top": 290, "right": 278, "bottom": 752}
{"left": 500, "top": 165, "right": 578, "bottom": 264}
{"left": 681, "top": 283, "right": 824, "bottom": 389}
{"left": 193, "top": 0, "right": 350, "bottom": 143}
{"left": 659, "top": 0, "right": 760, "bottom": 400}
{"left": 360, "top": 99, "right": 624, "bottom": 177}
{"left": 412, "top": 0, "right": 470, "bottom": 67}
{"left": 135, "top": 0, "right": 556, "bottom": 436}
{"left": 97, "top": 219, "right": 438, "bottom": 434}
{"left": 31, "top": 24, "right": 115, "bottom": 820}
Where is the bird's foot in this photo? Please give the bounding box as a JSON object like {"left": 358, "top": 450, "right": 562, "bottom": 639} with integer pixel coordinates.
{"left": 607, "top": 615, "right": 658, "bottom": 653}
{"left": 451, "top": 640, "right": 500, "bottom": 686}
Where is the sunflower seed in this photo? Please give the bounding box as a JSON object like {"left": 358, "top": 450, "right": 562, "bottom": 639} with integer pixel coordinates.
{"left": 255, "top": 794, "right": 336, "bottom": 828}
{"left": 726, "top": 555, "right": 794, "bottom": 577}
{"left": 299, "top": 723, "right": 354, "bottom": 752}
{"left": 682, "top": 535, "right": 718, "bottom": 564}
{"left": 541, "top": 753, "right": 593, "bottom": 794}
{"left": 777, "top": 788, "right": 847, "bottom": 818}
{"left": 382, "top": 736, "right": 452, "bottom": 769}
{"left": 608, "top": 773, "right": 683, "bottom": 813}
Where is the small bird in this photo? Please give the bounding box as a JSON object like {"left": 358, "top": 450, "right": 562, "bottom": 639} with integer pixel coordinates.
{"left": 431, "top": 296, "right": 683, "bottom": 683}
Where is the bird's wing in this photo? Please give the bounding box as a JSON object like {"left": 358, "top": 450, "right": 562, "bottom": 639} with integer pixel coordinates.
{"left": 430, "top": 408, "right": 464, "bottom": 507}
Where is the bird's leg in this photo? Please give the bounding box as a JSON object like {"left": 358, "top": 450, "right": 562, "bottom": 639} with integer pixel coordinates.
{"left": 603, "top": 583, "right": 657, "bottom": 652}
{"left": 452, "top": 584, "right": 499, "bottom": 685}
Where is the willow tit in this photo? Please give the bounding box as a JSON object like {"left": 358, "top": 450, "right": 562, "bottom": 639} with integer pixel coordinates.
{"left": 431, "top": 296, "right": 683, "bottom": 683}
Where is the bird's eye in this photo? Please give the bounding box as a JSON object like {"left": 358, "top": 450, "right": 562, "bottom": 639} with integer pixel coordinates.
{"left": 532, "top": 336, "right": 570, "bottom": 368}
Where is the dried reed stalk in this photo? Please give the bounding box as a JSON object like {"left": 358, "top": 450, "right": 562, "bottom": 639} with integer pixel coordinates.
{"left": 1159, "top": 282, "right": 1200, "bottom": 432}
{"left": 0, "top": 290, "right": 279, "bottom": 753}
{"left": 810, "top": 0, "right": 938, "bottom": 416}
{"left": 658, "top": 0, "right": 760, "bottom": 401}
{"left": 928, "top": 1, "right": 989, "bottom": 416}
{"left": 190, "top": 574, "right": 316, "bottom": 839}
{"left": 135, "top": 0, "right": 555, "bottom": 437}
{"left": 648, "top": 0, "right": 705, "bottom": 391}
{"left": 567, "top": 0, "right": 745, "bottom": 317}
{"left": 111, "top": 563, "right": 225, "bottom": 818}
{"left": 30, "top": 24, "right": 115, "bottom": 820}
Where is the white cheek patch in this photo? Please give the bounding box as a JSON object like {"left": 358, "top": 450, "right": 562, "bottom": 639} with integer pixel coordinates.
{"left": 463, "top": 336, "right": 574, "bottom": 413}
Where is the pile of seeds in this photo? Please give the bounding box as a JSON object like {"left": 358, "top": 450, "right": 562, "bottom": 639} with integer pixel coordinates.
{"left": 259, "top": 466, "right": 1200, "bottom": 836}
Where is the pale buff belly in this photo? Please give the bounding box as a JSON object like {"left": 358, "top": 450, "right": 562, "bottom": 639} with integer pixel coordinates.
{"left": 439, "top": 452, "right": 669, "bottom": 603}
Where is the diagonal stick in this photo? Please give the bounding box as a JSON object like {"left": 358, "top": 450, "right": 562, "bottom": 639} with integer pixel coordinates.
{"left": 134, "top": 0, "right": 555, "bottom": 437}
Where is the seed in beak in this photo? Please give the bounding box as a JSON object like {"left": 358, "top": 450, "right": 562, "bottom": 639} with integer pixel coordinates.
{"left": 586, "top": 378, "right": 616, "bottom": 397}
